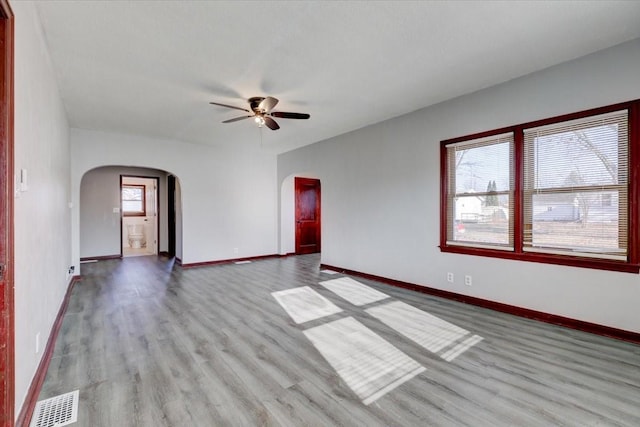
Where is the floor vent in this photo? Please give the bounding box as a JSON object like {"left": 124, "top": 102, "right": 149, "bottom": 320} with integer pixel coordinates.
{"left": 30, "top": 390, "right": 79, "bottom": 427}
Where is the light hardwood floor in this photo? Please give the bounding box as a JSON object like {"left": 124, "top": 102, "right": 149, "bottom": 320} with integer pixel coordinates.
{"left": 37, "top": 255, "right": 640, "bottom": 426}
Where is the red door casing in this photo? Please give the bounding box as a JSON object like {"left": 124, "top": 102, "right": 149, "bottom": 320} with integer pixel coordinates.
{"left": 295, "top": 178, "right": 321, "bottom": 255}
{"left": 0, "top": 3, "right": 13, "bottom": 425}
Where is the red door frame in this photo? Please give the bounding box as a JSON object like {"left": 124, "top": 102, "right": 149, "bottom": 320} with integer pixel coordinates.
{"left": 295, "top": 177, "right": 321, "bottom": 255}
{"left": 0, "top": 1, "right": 14, "bottom": 425}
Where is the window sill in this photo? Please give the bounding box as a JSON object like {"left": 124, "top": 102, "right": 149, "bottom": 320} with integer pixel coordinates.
{"left": 439, "top": 244, "right": 640, "bottom": 274}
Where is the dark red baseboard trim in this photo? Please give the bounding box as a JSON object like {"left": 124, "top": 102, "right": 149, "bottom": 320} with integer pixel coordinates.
{"left": 321, "top": 264, "right": 640, "bottom": 346}
{"left": 16, "top": 275, "right": 82, "bottom": 427}
{"left": 181, "top": 253, "right": 282, "bottom": 269}
{"left": 80, "top": 254, "right": 121, "bottom": 262}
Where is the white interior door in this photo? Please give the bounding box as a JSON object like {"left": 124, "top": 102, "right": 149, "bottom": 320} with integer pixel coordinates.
{"left": 145, "top": 181, "right": 158, "bottom": 254}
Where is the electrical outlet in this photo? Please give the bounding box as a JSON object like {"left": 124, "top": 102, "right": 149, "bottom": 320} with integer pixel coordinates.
{"left": 465, "top": 275, "right": 472, "bottom": 286}
{"left": 35, "top": 332, "right": 40, "bottom": 354}
{"left": 447, "top": 272, "right": 454, "bottom": 283}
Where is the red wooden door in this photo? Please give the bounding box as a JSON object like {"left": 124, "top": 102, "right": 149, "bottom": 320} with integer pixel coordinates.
{"left": 295, "top": 178, "right": 321, "bottom": 255}
{"left": 0, "top": 4, "right": 13, "bottom": 426}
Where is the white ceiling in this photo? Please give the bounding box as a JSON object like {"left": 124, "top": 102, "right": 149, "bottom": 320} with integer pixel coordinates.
{"left": 34, "top": 1, "right": 640, "bottom": 153}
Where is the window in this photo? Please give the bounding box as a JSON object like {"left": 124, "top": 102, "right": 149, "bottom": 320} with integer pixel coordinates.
{"left": 523, "top": 111, "right": 628, "bottom": 260}
{"left": 444, "top": 133, "right": 514, "bottom": 250}
{"left": 122, "top": 185, "right": 145, "bottom": 216}
{"left": 440, "top": 100, "right": 639, "bottom": 272}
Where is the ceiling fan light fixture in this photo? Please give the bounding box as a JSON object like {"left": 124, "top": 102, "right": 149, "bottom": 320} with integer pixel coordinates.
{"left": 254, "top": 116, "right": 266, "bottom": 127}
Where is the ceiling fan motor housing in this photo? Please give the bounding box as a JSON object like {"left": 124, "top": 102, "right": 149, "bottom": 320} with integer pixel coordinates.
{"left": 248, "top": 97, "right": 267, "bottom": 113}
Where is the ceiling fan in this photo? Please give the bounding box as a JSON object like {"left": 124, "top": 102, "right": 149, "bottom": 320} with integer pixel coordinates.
{"left": 209, "top": 96, "right": 310, "bottom": 131}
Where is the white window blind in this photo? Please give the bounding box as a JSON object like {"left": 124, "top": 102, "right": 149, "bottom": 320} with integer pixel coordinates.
{"left": 446, "top": 133, "right": 514, "bottom": 249}
{"left": 523, "top": 110, "right": 628, "bottom": 259}
{"left": 122, "top": 185, "right": 145, "bottom": 215}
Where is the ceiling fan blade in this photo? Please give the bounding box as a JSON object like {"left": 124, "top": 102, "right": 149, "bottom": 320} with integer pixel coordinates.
{"left": 270, "top": 111, "right": 310, "bottom": 120}
{"left": 209, "top": 101, "right": 250, "bottom": 113}
{"left": 222, "top": 115, "right": 253, "bottom": 123}
{"left": 258, "top": 96, "right": 279, "bottom": 113}
{"left": 264, "top": 116, "right": 280, "bottom": 130}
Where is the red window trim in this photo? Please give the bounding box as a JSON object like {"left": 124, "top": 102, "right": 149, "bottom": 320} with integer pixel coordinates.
{"left": 440, "top": 99, "right": 640, "bottom": 273}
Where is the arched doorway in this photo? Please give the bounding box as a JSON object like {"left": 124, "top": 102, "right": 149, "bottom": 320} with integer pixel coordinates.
{"left": 79, "top": 166, "right": 182, "bottom": 261}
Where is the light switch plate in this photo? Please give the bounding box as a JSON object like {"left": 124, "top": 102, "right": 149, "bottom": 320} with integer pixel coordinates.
{"left": 20, "top": 168, "right": 28, "bottom": 191}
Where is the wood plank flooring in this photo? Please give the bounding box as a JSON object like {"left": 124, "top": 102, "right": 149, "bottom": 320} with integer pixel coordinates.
{"left": 37, "top": 255, "right": 640, "bottom": 426}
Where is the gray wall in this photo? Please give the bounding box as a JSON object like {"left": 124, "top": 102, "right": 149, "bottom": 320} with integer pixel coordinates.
{"left": 80, "top": 166, "right": 170, "bottom": 258}
{"left": 14, "top": 2, "right": 72, "bottom": 416}
{"left": 278, "top": 38, "right": 640, "bottom": 334}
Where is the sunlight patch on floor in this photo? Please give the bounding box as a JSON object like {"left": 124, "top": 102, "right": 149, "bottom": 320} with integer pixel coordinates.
{"left": 320, "top": 277, "right": 389, "bottom": 306}
{"left": 271, "top": 286, "right": 343, "bottom": 324}
{"left": 304, "top": 317, "right": 425, "bottom": 405}
{"left": 366, "top": 301, "right": 470, "bottom": 353}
